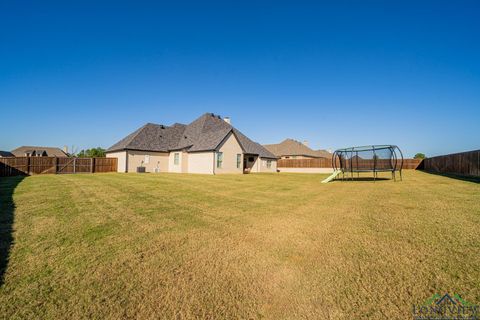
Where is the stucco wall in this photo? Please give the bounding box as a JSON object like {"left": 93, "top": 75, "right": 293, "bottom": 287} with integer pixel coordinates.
{"left": 106, "top": 151, "right": 127, "bottom": 173}
{"left": 127, "top": 151, "right": 169, "bottom": 173}
{"left": 245, "top": 155, "right": 260, "bottom": 173}
{"left": 168, "top": 151, "right": 184, "bottom": 173}
{"left": 181, "top": 152, "right": 189, "bottom": 173}
{"left": 258, "top": 158, "right": 278, "bottom": 173}
{"left": 187, "top": 152, "right": 214, "bottom": 174}
{"left": 214, "top": 132, "right": 243, "bottom": 174}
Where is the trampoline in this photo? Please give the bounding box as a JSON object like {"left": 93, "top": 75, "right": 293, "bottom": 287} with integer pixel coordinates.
{"left": 330, "top": 145, "right": 404, "bottom": 181}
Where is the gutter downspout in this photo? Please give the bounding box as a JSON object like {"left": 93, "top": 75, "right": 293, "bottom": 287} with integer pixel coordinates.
{"left": 212, "top": 151, "right": 216, "bottom": 175}
{"left": 125, "top": 150, "right": 129, "bottom": 173}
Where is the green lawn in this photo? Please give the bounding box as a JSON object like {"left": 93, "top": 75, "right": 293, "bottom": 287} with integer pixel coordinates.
{"left": 0, "top": 171, "right": 479, "bottom": 319}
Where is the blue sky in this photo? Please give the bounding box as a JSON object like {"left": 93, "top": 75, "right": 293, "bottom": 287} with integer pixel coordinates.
{"left": 1, "top": 1, "right": 479, "bottom": 157}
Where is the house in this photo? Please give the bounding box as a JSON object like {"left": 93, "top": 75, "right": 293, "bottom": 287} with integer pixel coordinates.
{"left": 263, "top": 139, "right": 332, "bottom": 159}
{"left": 0, "top": 151, "right": 14, "bottom": 157}
{"left": 106, "top": 113, "right": 278, "bottom": 174}
{"left": 11, "top": 146, "right": 68, "bottom": 157}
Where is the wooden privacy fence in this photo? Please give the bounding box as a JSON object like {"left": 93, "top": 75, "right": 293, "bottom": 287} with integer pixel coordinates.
{"left": 402, "top": 159, "right": 424, "bottom": 169}
{"left": 278, "top": 158, "right": 333, "bottom": 168}
{"left": 277, "top": 158, "right": 423, "bottom": 169}
{"left": 423, "top": 150, "right": 480, "bottom": 177}
{"left": 0, "top": 157, "right": 117, "bottom": 177}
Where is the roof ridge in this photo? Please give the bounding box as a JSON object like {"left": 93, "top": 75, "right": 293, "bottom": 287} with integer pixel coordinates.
{"left": 145, "top": 122, "right": 171, "bottom": 128}
{"left": 106, "top": 123, "right": 150, "bottom": 151}
{"left": 289, "top": 138, "right": 306, "bottom": 145}
{"left": 212, "top": 128, "right": 234, "bottom": 150}
{"left": 233, "top": 128, "right": 277, "bottom": 158}
{"left": 14, "top": 145, "right": 61, "bottom": 148}
{"left": 124, "top": 124, "right": 150, "bottom": 147}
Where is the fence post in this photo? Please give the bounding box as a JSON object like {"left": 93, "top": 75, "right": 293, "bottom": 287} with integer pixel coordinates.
{"left": 73, "top": 157, "right": 76, "bottom": 174}
{"left": 477, "top": 151, "right": 480, "bottom": 177}
{"left": 91, "top": 158, "right": 95, "bottom": 173}
{"left": 54, "top": 157, "right": 58, "bottom": 174}
{"left": 26, "top": 156, "right": 30, "bottom": 175}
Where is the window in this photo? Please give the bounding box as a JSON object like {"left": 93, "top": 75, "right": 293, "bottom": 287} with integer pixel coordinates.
{"left": 144, "top": 155, "right": 150, "bottom": 164}
{"left": 174, "top": 153, "right": 180, "bottom": 165}
{"left": 236, "top": 154, "right": 241, "bottom": 168}
{"left": 216, "top": 152, "right": 223, "bottom": 168}
{"left": 248, "top": 156, "right": 254, "bottom": 162}
{"left": 267, "top": 160, "right": 272, "bottom": 168}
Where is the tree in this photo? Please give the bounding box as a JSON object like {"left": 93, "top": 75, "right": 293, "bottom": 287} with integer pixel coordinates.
{"left": 414, "top": 153, "right": 426, "bottom": 159}
{"left": 77, "top": 147, "right": 106, "bottom": 158}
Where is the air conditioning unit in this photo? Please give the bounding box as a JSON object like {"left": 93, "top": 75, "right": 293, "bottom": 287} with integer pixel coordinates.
{"left": 154, "top": 167, "right": 161, "bottom": 173}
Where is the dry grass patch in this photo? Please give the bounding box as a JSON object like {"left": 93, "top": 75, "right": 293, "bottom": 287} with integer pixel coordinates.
{"left": 0, "top": 171, "right": 479, "bottom": 319}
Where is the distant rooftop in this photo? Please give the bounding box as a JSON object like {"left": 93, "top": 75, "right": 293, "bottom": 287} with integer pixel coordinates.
{"left": 263, "top": 139, "right": 331, "bottom": 158}
{"left": 0, "top": 151, "right": 14, "bottom": 157}
{"left": 11, "top": 146, "right": 68, "bottom": 157}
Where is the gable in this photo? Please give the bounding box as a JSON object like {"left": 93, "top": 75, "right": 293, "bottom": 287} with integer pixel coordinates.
{"left": 217, "top": 131, "right": 243, "bottom": 153}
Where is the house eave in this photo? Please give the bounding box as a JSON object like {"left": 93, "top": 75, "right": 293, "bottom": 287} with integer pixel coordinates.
{"left": 106, "top": 148, "right": 169, "bottom": 154}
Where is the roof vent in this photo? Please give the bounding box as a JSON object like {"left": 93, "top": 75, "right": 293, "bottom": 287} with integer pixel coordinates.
{"left": 160, "top": 125, "right": 165, "bottom": 129}
{"left": 217, "top": 115, "right": 221, "bottom": 119}
{"left": 210, "top": 113, "right": 215, "bottom": 117}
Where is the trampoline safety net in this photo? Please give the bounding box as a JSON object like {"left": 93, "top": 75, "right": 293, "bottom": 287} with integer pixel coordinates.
{"left": 332, "top": 145, "right": 404, "bottom": 181}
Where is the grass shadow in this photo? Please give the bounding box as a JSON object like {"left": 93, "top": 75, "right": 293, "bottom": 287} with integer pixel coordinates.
{"left": 332, "top": 177, "right": 392, "bottom": 182}
{"left": 0, "top": 175, "right": 25, "bottom": 286}
{"left": 419, "top": 170, "right": 480, "bottom": 184}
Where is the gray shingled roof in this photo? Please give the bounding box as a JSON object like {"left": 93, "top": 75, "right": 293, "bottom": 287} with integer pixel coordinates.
{"left": 175, "top": 113, "right": 232, "bottom": 152}
{"left": 11, "top": 146, "right": 68, "bottom": 157}
{"left": 107, "top": 123, "right": 186, "bottom": 152}
{"left": 0, "top": 151, "right": 14, "bottom": 157}
{"left": 233, "top": 129, "right": 276, "bottom": 158}
{"left": 263, "top": 139, "right": 332, "bottom": 159}
{"left": 107, "top": 113, "right": 277, "bottom": 158}
{"left": 314, "top": 149, "right": 332, "bottom": 159}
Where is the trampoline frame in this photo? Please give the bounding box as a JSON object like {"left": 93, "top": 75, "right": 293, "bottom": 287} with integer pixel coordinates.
{"left": 332, "top": 145, "right": 404, "bottom": 181}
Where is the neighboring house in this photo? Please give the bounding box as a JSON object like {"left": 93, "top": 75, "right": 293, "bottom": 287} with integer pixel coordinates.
{"left": 313, "top": 149, "right": 332, "bottom": 159}
{"left": 263, "top": 139, "right": 332, "bottom": 159}
{"left": 106, "top": 113, "right": 278, "bottom": 174}
{"left": 11, "top": 146, "right": 68, "bottom": 157}
{"left": 0, "top": 151, "right": 14, "bottom": 157}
